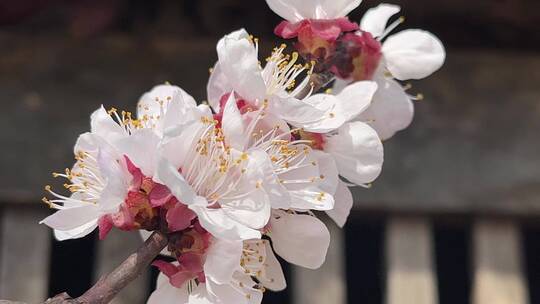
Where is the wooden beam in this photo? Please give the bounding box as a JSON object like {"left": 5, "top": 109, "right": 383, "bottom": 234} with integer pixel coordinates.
{"left": 472, "top": 219, "right": 529, "bottom": 304}
{"left": 385, "top": 218, "right": 438, "bottom": 304}
{"left": 0, "top": 206, "right": 50, "bottom": 303}
{"left": 1, "top": 32, "right": 540, "bottom": 216}
{"left": 353, "top": 50, "right": 540, "bottom": 216}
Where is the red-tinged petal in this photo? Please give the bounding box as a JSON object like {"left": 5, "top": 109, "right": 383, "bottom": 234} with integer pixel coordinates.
{"left": 218, "top": 92, "right": 233, "bottom": 110}
{"left": 124, "top": 155, "right": 143, "bottom": 189}
{"left": 148, "top": 183, "right": 172, "bottom": 207}
{"left": 335, "top": 17, "right": 359, "bottom": 32}
{"left": 152, "top": 260, "right": 180, "bottom": 279}
{"left": 111, "top": 203, "right": 136, "bottom": 230}
{"left": 193, "top": 219, "right": 207, "bottom": 234}
{"left": 276, "top": 18, "right": 358, "bottom": 41}
{"left": 170, "top": 270, "right": 196, "bottom": 289}
{"left": 197, "top": 272, "right": 206, "bottom": 283}
{"left": 309, "top": 21, "right": 342, "bottom": 41}
{"left": 178, "top": 252, "right": 204, "bottom": 273}
{"left": 166, "top": 203, "right": 196, "bottom": 232}
{"left": 274, "top": 20, "right": 306, "bottom": 39}
{"left": 98, "top": 215, "right": 113, "bottom": 240}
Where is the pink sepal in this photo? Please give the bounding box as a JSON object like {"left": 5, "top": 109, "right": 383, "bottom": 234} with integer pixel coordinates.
{"left": 148, "top": 183, "right": 172, "bottom": 207}
{"left": 275, "top": 18, "right": 358, "bottom": 41}
{"left": 98, "top": 215, "right": 113, "bottom": 240}
{"left": 166, "top": 202, "right": 196, "bottom": 232}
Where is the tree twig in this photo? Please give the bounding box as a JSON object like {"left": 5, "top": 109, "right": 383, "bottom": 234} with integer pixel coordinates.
{"left": 76, "top": 231, "right": 168, "bottom": 303}
{"left": 1, "top": 231, "right": 168, "bottom": 304}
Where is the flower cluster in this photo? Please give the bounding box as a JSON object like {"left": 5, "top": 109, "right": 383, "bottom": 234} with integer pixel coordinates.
{"left": 41, "top": 1, "right": 444, "bottom": 303}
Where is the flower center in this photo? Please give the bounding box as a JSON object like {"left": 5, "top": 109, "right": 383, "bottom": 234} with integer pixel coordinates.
{"left": 264, "top": 44, "right": 314, "bottom": 97}
{"left": 153, "top": 225, "right": 211, "bottom": 289}
{"left": 180, "top": 116, "right": 255, "bottom": 206}
{"left": 295, "top": 130, "right": 326, "bottom": 150}
{"left": 331, "top": 31, "right": 383, "bottom": 81}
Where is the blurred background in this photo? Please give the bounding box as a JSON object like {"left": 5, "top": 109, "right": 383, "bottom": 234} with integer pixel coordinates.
{"left": 1, "top": 0, "right": 540, "bottom": 303}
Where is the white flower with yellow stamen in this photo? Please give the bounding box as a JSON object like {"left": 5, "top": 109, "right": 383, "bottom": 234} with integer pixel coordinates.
{"left": 40, "top": 107, "right": 141, "bottom": 240}
{"left": 208, "top": 29, "right": 378, "bottom": 134}
{"left": 208, "top": 29, "right": 383, "bottom": 229}
{"left": 219, "top": 93, "right": 336, "bottom": 211}
{"left": 41, "top": 85, "right": 212, "bottom": 241}
{"left": 155, "top": 97, "right": 288, "bottom": 240}
{"left": 148, "top": 237, "right": 286, "bottom": 304}
{"left": 335, "top": 3, "right": 446, "bottom": 140}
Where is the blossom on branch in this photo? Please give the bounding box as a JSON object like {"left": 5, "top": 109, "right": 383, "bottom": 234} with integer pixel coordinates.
{"left": 37, "top": 1, "right": 445, "bottom": 303}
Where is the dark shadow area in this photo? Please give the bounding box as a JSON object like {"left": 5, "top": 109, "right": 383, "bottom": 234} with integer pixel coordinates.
{"left": 523, "top": 225, "right": 540, "bottom": 304}
{"left": 48, "top": 230, "right": 98, "bottom": 298}
{"left": 345, "top": 218, "right": 384, "bottom": 304}
{"left": 434, "top": 222, "right": 472, "bottom": 304}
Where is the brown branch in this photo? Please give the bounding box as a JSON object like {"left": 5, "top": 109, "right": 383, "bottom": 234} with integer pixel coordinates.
{"left": 75, "top": 231, "right": 168, "bottom": 303}
{"left": 1, "top": 231, "right": 168, "bottom": 304}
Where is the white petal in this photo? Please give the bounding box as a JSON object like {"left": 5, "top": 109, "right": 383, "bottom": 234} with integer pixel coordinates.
{"left": 333, "top": 0, "right": 363, "bottom": 18}
{"left": 276, "top": 145, "right": 333, "bottom": 211}
{"left": 383, "top": 29, "right": 446, "bottom": 80}
{"left": 325, "top": 181, "right": 353, "bottom": 227}
{"left": 207, "top": 63, "right": 232, "bottom": 112}
{"left": 360, "top": 3, "right": 401, "bottom": 37}
{"left": 220, "top": 149, "right": 278, "bottom": 228}
{"left": 265, "top": 0, "right": 304, "bottom": 22}
{"left": 191, "top": 206, "right": 261, "bottom": 241}
{"left": 155, "top": 158, "right": 207, "bottom": 206}
{"left": 357, "top": 76, "right": 414, "bottom": 140}
{"left": 260, "top": 241, "right": 287, "bottom": 291}
{"left": 160, "top": 117, "right": 209, "bottom": 169}
{"left": 137, "top": 84, "right": 197, "bottom": 125}
{"left": 280, "top": 95, "right": 345, "bottom": 133}
{"left": 90, "top": 106, "right": 126, "bottom": 142}
{"left": 270, "top": 212, "right": 330, "bottom": 269}
{"left": 221, "top": 190, "right": 271, "bottom": 230}
{"left": 53, "top": 219, "right": 98, "bottom": 241}
{"left": 206, "top": 277, "right": 262, "bottom": 304}
{"left": 114, "top": 128, "right": 160, "bottom": 177}
{"left": 312, "top": 150, "right": 339, "bottom": 195}
{"left": 147, "top": 274, "right": 189, "bottom": 304}
{"left": 324, "top": 122, "right": 383, "bottom": 185}
{"left": 162, "top": 92, "right": 199, "bottom": 134}
{"left": 40, "top": 205, "right": 100, "bottom": 231}
{"left": 222, "top": 93, "right": 247, "bottom": 150}
{"left": 277, "top": 145, "right": 319, "bottom": 188}
{"left": 217, "top": 30, "right": 266, "bottom": 102}
{"left": 188, "top": 283, "right": 213, "bottom": 304}
{"left": 289, "top": 187, "right": 334, "bottom": 211}
{"left": 335, "top": 81, "right": 378, "bottom": 122}
{"left": 266, "top": 0, "right": 361, "bottom": 21}
{"left": 332, "top": 78, "right": 351, "bottom": 95}
{"left": 96, "top": 142, "right": 129, "bottom": 213}
{"left": 73, "top": 132, "right": 97, "bottom": 154}
{"left": 204, "top": 238, "right": 243, "bottom": 284}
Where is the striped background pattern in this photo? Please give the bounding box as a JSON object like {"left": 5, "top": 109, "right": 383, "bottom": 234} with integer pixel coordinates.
{"left": 1, "top": 205, "right": 539, "bottom": 304}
